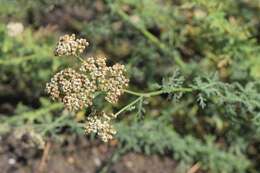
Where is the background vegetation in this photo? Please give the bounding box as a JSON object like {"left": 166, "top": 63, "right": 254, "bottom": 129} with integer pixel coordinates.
{"left": 0, "top": 0, "right": 260, "bottom": 172}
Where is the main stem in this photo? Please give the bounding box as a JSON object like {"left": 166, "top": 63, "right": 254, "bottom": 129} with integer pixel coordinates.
{"left": 123, "top": 88, "right": 193, "bottom": 97}
{"left": 114, "top": 87, "right": 193, "bottom": 116}
{"left": 75, "top": 55, "right": 193, "bottom": 116}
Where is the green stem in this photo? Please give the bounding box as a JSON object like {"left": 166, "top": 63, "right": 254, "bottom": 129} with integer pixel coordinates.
{"left": 76, "top": 55, "right": 85, "bottom": 62}
{"left": 115, "top": 87, "right": 193, "bottom": 117}
{"left": 115, "top": 96, "right": 143, "bottom": 117}
{"left": 0, "top": 103, "right": 63, "bottom": 134}
{"left": 110, "top": 4, "right": 187, "bottom": 70}
{"left": 0, "top": 53, "right": 50, "bottom": 65}
{"left": 123, "top": 88, "right": 193, "bottom": 97}
{"left": 6, "top": 103, "right": 63, "bottom": 124}
{"left": 41, "top": 114, "right": 68, "bottom": 135}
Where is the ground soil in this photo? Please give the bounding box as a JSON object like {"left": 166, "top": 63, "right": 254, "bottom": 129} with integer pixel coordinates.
{"left": 0, "top": 135, "right": 177, "bottom": 173}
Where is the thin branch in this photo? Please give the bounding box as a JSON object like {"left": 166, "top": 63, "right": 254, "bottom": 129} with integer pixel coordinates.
{"left": 123, "top": 87, "right": 193, "bottom": 97}
{"left": 75, "top": 55, "right": 85, "bottom": 62}
{"left": 109, "top": 3, "right": 187, "bottom": 70}
{"left": 115, "top": 87, "right": 193, "bottom": 116}
{"left": 115, "top": 96, "right": 143, "bottom": 117}
{"left": 187, "top": 162, "right": 201, "bottom": 173}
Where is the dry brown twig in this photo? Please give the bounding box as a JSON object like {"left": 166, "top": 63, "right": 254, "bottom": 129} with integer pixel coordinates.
{"left": 37, "top": 141, "right": 51, "bottom": 173}
{"left": 187, "top": 162, "right": 201, "bottom": 173}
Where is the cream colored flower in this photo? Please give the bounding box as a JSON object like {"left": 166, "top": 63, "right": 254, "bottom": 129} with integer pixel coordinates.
{"left": 85, "top": 111, "right": 117, "bottom": 142}
{"left": 46, "top": 68, "right": 96, "bottom": 112}
{"left": 7, "top": 22, "right": 24, "bottom": 37}
{"left": 54, "top": 34, "right": 89, "bottom": 56}
{"left": 80, "top": 56, "right": 129, "bottom": 104}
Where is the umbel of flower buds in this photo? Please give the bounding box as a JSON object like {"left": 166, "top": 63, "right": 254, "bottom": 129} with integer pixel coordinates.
{"left": 46, "top": 56, "right": 129, "bottom": 112}
{"left": 85, "top": 111, "right": 117, "bottom": 142}
{"left": 54, "top": 34, "right": 89, "bottom": 56}
{"left": 46, "top": 68, "right": 96, "bottom": 111}
{"left": 80, "top": 56, "right": 129, "bottom": 104}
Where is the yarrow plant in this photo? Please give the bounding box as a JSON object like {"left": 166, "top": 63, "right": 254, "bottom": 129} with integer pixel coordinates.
{"left": 2, "top": 1, "right": 260, "bottom": 172}
{"left": 46, "top": 34, "right": 129, "bottom": 142}
{"left": 85, "top": 111, "right": 117, "bottom": 142}
{"left": 46, "top": 34, "right": 194, "bottom": 142}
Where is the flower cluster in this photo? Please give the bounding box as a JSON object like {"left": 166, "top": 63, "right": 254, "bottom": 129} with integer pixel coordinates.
{"left": 80, "top": 56, "right": 129, "bottom": 103}
{"left": 85, "top": 111, "right": 117, "bottom": 142}
{"left": 47, "top": 34, "right": 129, "bottom": 142}
{"left": 46, "top": 56, "right": 128, "bottom": 111}
{"left": 7, "top": 22, "right": 24, "bottom": 37}
{"left": 46, "top": 68, "right": 96, "bottom": 112}
{"left": 54, "top": 34, "right": 89, "bottom": 56}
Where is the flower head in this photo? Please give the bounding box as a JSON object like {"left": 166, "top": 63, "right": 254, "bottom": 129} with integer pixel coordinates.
{"left": 46, "top": 68, "right": 96, "bottom": 112}
{"left": 54, "top": 34, "right": 89, "bottom": 56}
{"left": 7, "top": 22, "right": 24, "bottom": 37}
{"left": 80, "top": 56, "right": 129, "bottom": 103}
{"left": 85, "top": 111, "right": 117, "bottom": 142}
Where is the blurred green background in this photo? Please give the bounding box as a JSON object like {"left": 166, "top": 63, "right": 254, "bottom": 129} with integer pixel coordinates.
{"left": 0, "top": 0, "right": 260, "bottom": 173}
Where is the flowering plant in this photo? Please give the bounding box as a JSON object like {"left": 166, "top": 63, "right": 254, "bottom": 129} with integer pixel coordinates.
{"left": 46, "top": 34, "right": 129, "bottom": 142}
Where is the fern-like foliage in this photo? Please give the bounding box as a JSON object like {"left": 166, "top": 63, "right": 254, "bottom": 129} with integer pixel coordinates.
{"left": 116, "top": 113, "right": 250, "bottom": 173}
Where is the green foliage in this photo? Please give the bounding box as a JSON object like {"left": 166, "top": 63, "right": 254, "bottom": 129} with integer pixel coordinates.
{"left": 0, "top": 23, "right": 68, "bottom": 98}
{"left": 116, "top": 113, "right": 250, "bottom": 173}
{"left": 0, "top": 0, "right": 260, "bottom": 172}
